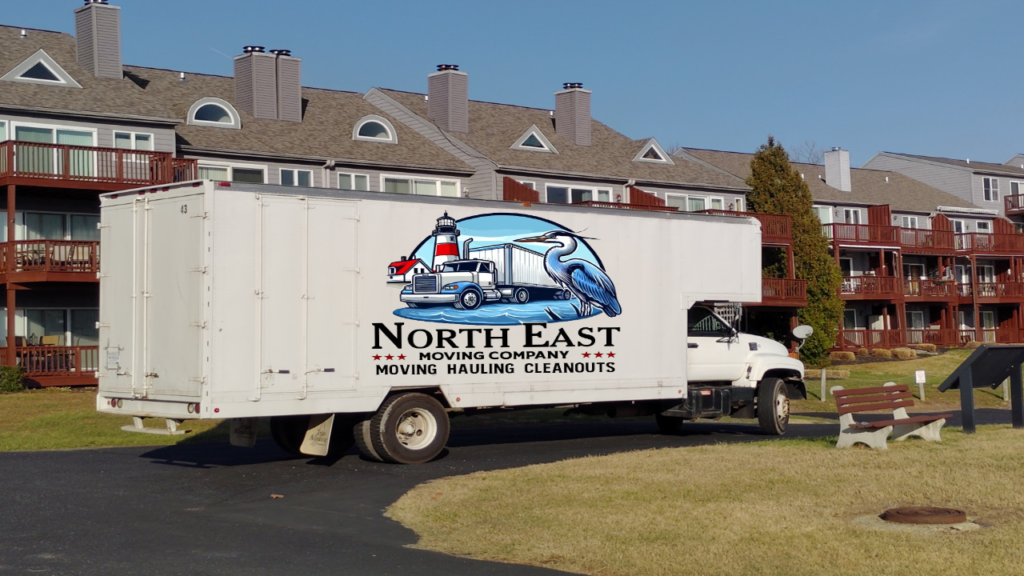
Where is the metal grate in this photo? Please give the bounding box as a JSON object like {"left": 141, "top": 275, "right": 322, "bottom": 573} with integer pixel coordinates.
{"left": 413, "top": 275, "right": 438, "bottom": 294}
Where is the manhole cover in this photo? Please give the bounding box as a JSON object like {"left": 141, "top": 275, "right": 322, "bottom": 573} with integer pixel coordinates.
{"left": 882, "top": 507, "right": 967, "bottom": 525}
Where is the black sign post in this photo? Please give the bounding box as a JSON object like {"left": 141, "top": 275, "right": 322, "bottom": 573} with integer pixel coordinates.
{"left": 938, "top": 345, "right": 1024, "bottom": 433}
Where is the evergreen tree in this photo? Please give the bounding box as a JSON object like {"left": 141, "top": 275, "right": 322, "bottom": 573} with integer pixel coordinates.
{"left": 746, "top": 136, "right": 842, "bottom": 365}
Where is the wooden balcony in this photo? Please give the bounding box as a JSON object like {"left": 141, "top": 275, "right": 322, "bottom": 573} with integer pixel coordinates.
{"left": 0, "top": 140, "right": 197, "bottom": 191}
{"left": 958, "top": 328, "right": 1019, "bottom": 345}
{"left": 823, "top": 223, "right": 899, "bottom": 247}
{"left": 906, "top": 329, "right": 959, "bottom": 347}
{"left": 957, "top": 282, "right": 1024, "bottom": 302}
{"left": 0, "top": 345, "right": 98, "bottom": 387}
{"left": 0, "top": 240, "right": 99, "bottom": 283}
{"left": 955, "top": 233, "right": 1024, "bottom": 255}
{"left": 749, "top": 277, "right": 807, "bottom": 307}
{"left": 840, "top": 276, "right": 901, "bottom": 299}
{"left": 573, "top": 200, "right": 679, "bottom": 212}
{"left": 1006, "top": 194, "right": 1024, "bottom": 216}
{"left": 840, "top": 329, "right": 905, "bottom": 349}
{"left": 700, "top": 211, "right": 792, "bottom": 245}
{"left": 903, "top": 279, "right": 957, "bottom": 301}
{"left": 899, "top": 228, "right": 955, "bottom": 254}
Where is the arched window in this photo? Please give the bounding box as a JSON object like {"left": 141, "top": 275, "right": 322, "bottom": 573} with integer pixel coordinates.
{"left": 352, "top": 115, "right": 397, "bottom": 144}
{"left": 187, "top": 97, "right": 241, "bottom": 129}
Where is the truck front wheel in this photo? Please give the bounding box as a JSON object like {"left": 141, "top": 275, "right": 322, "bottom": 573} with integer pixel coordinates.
{"left": 455, "top": 288, "right": 482, "bottom": 310}
{"left": 368, "top": 393, "right": 450, "bottom": 464}
{"left": 757, "top": 377, "right": 789, "bottom": 435}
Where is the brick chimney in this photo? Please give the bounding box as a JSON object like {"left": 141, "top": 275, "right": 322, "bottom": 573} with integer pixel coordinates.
{"left": 555, "top": 83, "right": 591, "bottom": 146}
{"left": 824, "top": 147, "right": 852, "bottom": 192}
{"left": 234, "top": 46, "right": 278, "bottom": 120}
{"left": 428, "top": 64, "right": 468, "bottom": 133}
{"left": 75, "top": 0, "right": 122, "bottom": 80}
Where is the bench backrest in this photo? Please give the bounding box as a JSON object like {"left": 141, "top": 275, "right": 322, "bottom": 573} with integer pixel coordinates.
{"left": 832, "top": 384, "right": 914, "bottom": 415}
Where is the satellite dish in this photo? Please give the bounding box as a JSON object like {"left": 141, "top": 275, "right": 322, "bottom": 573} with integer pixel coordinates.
{"left": 792, "top": 325, "right": 814, "bottom": 340}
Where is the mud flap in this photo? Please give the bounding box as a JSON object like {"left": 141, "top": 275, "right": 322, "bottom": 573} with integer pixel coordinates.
{"left": 299, "top": 414, "right": 335, "bottom": 457}
{"left": 229, "top": 418, "right": 258, "bottom": 447}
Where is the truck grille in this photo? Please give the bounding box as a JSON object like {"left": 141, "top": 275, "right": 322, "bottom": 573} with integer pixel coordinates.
{"left": 414, "top": 275, "right": 438, "bottom": 293}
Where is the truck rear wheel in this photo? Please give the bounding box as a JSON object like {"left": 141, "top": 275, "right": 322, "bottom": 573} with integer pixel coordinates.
{"left": 514, "top": 287, "right": 530, "bottom": 304}
{"left": 757, "top": 377, "right": 789, "bottom": 435}
{"left": 353, "top": 416, "right": 384, "bottom": 462}
{"left": 270, "top": 415, "right": 308, "bottom": 455}
{"left": 368, "top": 393, "right": 450, "bottom": 464}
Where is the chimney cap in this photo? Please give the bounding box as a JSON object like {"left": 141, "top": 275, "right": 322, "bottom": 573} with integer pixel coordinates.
{"left": 563, "top": 82, "right": 584, "bottom": 90}
{"left": 242, "top": 46, "right": 266, "bottom": 54}
{"left": 831, "top": 147, "right": 841, "bottom": 151}
{"left": 270, "top": 49, "right": 292, "bottom": 57}
{"left": 436, "top": 64, "right": 459, "bottom": 72}
{"left": 83, "top": 0, "right": 110, "bottom": 4}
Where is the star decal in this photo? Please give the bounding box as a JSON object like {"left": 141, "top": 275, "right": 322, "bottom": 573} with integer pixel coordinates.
{"left": 385, "top": 354, "right": 394, "bottom": 360}
{"left": 373, "top": 354, "right": 381, "bottom": 361}
{"left": 595, "top": 352, "right": 604, "bottom": 358}
{"left": 398, "top": 354, "right": 407, "bottom": 360}
{"left": 607, "top": 352, "right": 616, "bottom": 358}
{"left": 582, "top": 352, "right": 591, "bottom": 358}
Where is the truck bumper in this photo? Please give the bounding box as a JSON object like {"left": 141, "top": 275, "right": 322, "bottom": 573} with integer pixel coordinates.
{"left": 400, "top": 293, "right": 458, "bottom": 304}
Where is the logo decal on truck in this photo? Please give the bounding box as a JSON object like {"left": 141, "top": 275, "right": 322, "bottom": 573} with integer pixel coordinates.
{"left": 387, "top": 212, "right": 621, "bottom": 325}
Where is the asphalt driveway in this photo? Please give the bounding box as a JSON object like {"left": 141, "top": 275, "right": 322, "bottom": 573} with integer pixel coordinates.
{"left": 0, "top": 410, "right": 1009, "bottom": 576}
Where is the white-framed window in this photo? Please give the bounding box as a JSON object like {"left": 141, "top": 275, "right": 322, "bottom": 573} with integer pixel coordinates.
{"left": 901, "top": 216, "right": 918, "bottom": 229}
{"left": 517, "top": 181, "right": 536, "bottom": 190}
{"left": 843, "top": 309, "right": 859, "bottom": 330}
{"left": 976, "top": 221, "right": 991, "bottom": 233}
{"left": 951, "top": 219, "right": 966, "bottom": 233}
{"left": 113, "top": 131, "right": 153, "bottom": 151}
{"left": 546, "top": 185, "right": 611, "bottom": 204}
{"left": 11, "top": 122, "right": 96, "bottom": 177}
{"left": 813, "top": 205, "right": 833, "bottom": 224}
{"left": 0, "top": 307, "right": 99, "bottom": 347}
{"left": 632, "top": 140, "right": 674, "bottom": 165}
{"left": 1011, "top": 181, "right": 1024, "bottom": 196}
{"left": 710, "top": 197, "right": 725, "bottom": 210}
{"left": 280, "top": 168, "right": 312, "bottom": 187}
{"left": 510, "top": 126, "right": 557, "bottom": 153}
{"left": 983, "top": 177, "right": 1000, "bottom": 201}
{"left": 843, "top": 208, "right": 861, "bottom": 224}
{"left": 338, "top": 172, "right": 369, "bottom": 191}
{"left": 1, "top": 49, "right": 81, "bottom": 88}
{"left": 731, "top": 197, "right": 744, "bottom": 212}
{"left": 187, "top": 97, "right": 241, "bottom": 129}
{"left": 0, "top": 121, "right": 6, "bottom": 141}
{"left": 381, "top": 175, "right": 459, "bottom": 197}
{"left": 3, "top": 210, "right": 99, "bottom": 242}
{"left": 353, "top": 115, "right": 398, "bottom": 144}
{"left": 197, "top": 161, "right": 266, "bottom": 183}
{"left": 907, "top": 310, "right": 925, "bottom": 330}
{"left": 839, "top": 257, "right": 853, "bottom": 277}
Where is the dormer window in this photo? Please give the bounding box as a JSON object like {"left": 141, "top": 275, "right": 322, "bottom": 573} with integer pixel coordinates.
{"left": 633, "top": 139, "right": 674, "bottom": 165}
{"left": 1, "top": 49, "right": 81, "bottom": 88}
{"left": 187, "top": 97, "right": 241, "bottom": 129}
{"left": 353, "top": 115, "right": 397, "bottom": 144}
{"left": 511, "top": 125, "right": 557, "bottom": 153}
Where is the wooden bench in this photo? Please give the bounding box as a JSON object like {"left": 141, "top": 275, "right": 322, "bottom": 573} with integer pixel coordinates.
{"left": 829, "top": 383, "right": 952, "bottom": 449}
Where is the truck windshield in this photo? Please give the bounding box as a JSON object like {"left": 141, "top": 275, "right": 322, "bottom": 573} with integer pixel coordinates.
{"left": 688, "top": 307, "right": 731, "bottom": 337}
{"left": 441, "top": 262, "right": 479, "bottom": 272}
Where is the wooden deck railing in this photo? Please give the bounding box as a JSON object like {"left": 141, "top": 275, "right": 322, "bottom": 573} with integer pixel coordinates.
{"left": 0, "top": 140, "right": 197, "bottom": 186}
{"left": 823, "top": 223, "right": 899, "bottom": 245}
{"left": 0, "top": 346, "right": 99, "bottom": 375}
{"left": 573, "top": 200, "right": 679, "bottom": 212}
{"left": 1, "top": 240, "right": 99, "bottom": 274}
{"left": 899, "top": 228, "right": 955, "bottom": 253}
{"left": 840, "top": 276, "right": 901, "bottom": 297}
{"left": 906, "top": 329, "right": 958, "bottom": 346}
{"left": 1006, "top": 194, "right": 1024, "bottom": 215}
{"left": 955, "top": 233, "right": 1024, "bottom": 254}
{"left": 956, "top": 282, "right": 1024, "bottom": 300}
{"left": 700, "top": 210, "right": 792, "bottom": 243}
{"left": 958, "top": 328, "right": 1017, "bottom": 345}
{"left": 841, "top": 329, "right": 905, "bottom": 348}
{"left": 760, "top": 278, "right": 807, "bottom": 302}
{"left": 903, "top": 279, "right": 957, "bottom": 298}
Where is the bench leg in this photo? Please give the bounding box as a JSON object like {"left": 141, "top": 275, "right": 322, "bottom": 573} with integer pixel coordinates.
{"left": 835, "top": 425, "right": 893, "bottom": 449}
{"left": 893, "top": 418, "right": 945, "bottom": 442}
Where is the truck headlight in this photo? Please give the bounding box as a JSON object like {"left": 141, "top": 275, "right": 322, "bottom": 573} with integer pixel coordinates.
{"left": 402, "top": 285, "right": 412, "bottom": 293}
{"left": 443, "top": 284, "right": 460, "bottom": 291}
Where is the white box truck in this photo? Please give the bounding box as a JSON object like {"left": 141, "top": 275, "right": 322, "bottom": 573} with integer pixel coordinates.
{"left": 96, "top": 181, "right": 806, "bottom": 464}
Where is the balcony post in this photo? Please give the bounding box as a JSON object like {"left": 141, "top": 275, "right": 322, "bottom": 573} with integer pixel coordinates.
{"left": 785, "top": 244, "right": 795, "bottom": 279}
{"left": 5, "top": 184, "right": 13, "bottom": 367}
{"left": 971, "top": 254, "right": 981, "bottom": 343}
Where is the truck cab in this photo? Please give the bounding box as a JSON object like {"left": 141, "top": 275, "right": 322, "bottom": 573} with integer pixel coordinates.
{"left": 400, "top": 259, "right": 501, "bottom": 310}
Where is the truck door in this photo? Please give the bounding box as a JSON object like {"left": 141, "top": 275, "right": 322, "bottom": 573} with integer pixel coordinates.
{"left": 686, "top": 306, "right": 747, "bottom": 382}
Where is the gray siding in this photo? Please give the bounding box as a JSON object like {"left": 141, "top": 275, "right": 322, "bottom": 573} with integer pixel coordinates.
{"left": 74, "top": 2, "right": 122, "bottom": 80}
{"left": 554, "top": 89, "right": 591, "bottom": 146}
{"left": 234, "top": 53, "right": 278, "bottom": 120}
{"left": 0, "top": 112, "right": 176, "bottom": 153}
{"left": 862, "top": 154, "right": 974, "bottom": 206}
{"left": 971, "top": 174, "right": 1009, "bottom": 215}
{"left": 276, "top": 56, "right": 302, "bottom": 123}
{"left": 427, "top": 70, "right": 468, "bottom": 133}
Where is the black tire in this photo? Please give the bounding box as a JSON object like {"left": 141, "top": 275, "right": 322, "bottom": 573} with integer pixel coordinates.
{"left": 514, "top": 287, "right": 530, "bottom": 304}
{"left": 353, "top": 416, "right": 384, "bottom": 462}
{"left": 270, "top": 415, "right": 309, "bottom": 455}
{"left": 406, "top": 303, "right": 420, "bottom": 308}
{"left": 368, "top": 393, "right": 450, "bottom": 464}
{"left": 655, "top": 412, "right": 684, "bottom": 434}
{"left": 455, "top": 288, "right": 482, "bottom": 310}
{"left": 757, "top": 377, "right": 789, "bottom": 435}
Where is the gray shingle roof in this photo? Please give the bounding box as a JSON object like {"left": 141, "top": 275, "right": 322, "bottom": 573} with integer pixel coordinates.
{"left": 684, "top": 148, "right": 977, "bottom": 213}
{"left": 882, "top": 152, "right": 1024, "bottom": 178}
{"left": 380, "top": 89, "right": 749, "bottom": 191}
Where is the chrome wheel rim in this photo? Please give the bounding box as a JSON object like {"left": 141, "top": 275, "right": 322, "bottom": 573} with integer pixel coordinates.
{"left": 776, "top": 391, "right": 789, "bottom": 426}
{"left": 463, "top": 292, "right": 478, "bottom": 307}
{"left": 395, "top": 408, "right": 438, "bottom": 450}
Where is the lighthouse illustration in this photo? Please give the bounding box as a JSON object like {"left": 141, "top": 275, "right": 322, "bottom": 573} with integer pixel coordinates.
{"left": 430, "top": 211, "right": 461, "bottom": 270}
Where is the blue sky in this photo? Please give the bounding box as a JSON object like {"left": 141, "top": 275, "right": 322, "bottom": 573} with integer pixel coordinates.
{"left": 13, "top": 1, "right": 1022, "bottom": 166}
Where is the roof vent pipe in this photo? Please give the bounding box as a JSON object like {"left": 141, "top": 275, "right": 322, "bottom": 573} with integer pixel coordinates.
{"left": 823, "top": 147, "right": 852, "bottom": 192}
{"left": 428, "top": 64, "right": 469, "bottom": 133}
{"left": 75, "top": 0, "right": 122, "bottom": 79}
{"left": 19, "top": 29, "right": 26, "bottom": 38}
{"left": 555, "top": 82, "right": 592, "bottom": 146}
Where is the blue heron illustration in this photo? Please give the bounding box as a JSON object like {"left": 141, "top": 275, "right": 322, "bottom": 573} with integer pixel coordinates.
{"left": 515, "top": 230, "right": 622, "bottom": 318}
